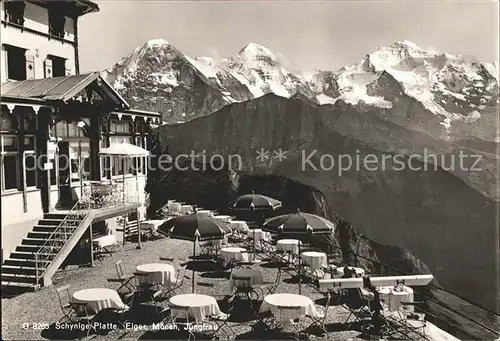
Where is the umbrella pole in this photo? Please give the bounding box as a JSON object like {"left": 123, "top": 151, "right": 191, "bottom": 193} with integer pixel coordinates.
{"left": 192, "top": 240, "right": 196, "bottom": 293}
{"left": 298, "top": 241, "right": 302, "bottom": 295}
{"left": 253, "top": 232, "right": 256, "bottom": 262}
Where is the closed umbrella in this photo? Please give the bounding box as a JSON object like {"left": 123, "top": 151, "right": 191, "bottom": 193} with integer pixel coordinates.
{"left": 158, "top": 214, "right": 226, "bottom": 293}
{"left": 263, "top": 210, "right": 335, "bottom": 294}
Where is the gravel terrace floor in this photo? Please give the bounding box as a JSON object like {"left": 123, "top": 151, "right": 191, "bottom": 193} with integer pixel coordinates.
{"left": 2, "top": 236, "right": 373, "bottom": 340}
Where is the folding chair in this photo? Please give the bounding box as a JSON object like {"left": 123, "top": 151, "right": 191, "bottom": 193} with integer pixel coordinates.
{"left": 160, "top": 265, "right": 188, "bottom": 299}
{"left": 398, "top": 301, "right": 427, "bottom": 339}
{"left": 169, "top": 304, "right": 196, "bottom": 341}
{"left": 68, "top": 301, "right": 98, "bottom": 337}
{"left": 208, "top": 304, "right": 234, "bottom": 339}
{"left": 341, "top": 288, "right": 374, "bottom": 324}
{"left": 308, "top": 291, "right": 332, "bottom": 335}
{"left": 108, "top": 260, "right": 134, "bottom": 295}
{"left": 55, "top": 285, "right": 73, "bottom": 323}
{"left": 132, "top": 272, "right": 157, "bottom": 307}
{"left": 260, "top": 266, "right": 282, "bottom": 298}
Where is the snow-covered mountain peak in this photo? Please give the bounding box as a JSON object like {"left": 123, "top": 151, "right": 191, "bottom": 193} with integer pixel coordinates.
{"left": 239, "top": 42, "right": 277, "bottom": 61}
{"left": 146, "top": 38, "right": 170, "bottom": 48}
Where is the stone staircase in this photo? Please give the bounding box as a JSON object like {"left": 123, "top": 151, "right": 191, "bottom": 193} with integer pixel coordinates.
{"left": 1, "top": 212, "right": 89, "bottom": 294}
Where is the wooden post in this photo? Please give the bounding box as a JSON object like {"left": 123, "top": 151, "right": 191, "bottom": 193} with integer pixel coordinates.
{"left": 89, "top": 115, "right": 101, "bottom": 181}
{"left": 89, "top": 223, "right": 94, "bottom": 267}
{"left": 136, "top": 207, "right": 142, "bottom": 249}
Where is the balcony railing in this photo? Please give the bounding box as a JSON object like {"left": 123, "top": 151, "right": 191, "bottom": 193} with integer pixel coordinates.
{"left": 80, "top": 181, "right": 140, "bottom": 210}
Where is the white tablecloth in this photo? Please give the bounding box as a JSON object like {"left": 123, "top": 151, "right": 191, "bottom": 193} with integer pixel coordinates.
{"left": 377, "top": 286, "right": 414, "bottom": 312}
{"left": 276, "top": 239, "right": 301, "bottom": 254}
{"left": 230, "top": 220, "right": 249, "bottom": 233}
{"left": 220, "top": 247, "right": 249, "bottom": 265}
{"left": 259, "top": 293, "right": 320, "bottom": 323}
{"left": 199, "top": 236, "right": 227, "bottom": 247}
{"left": 196, "top": 210, "right": 213, "bottom": 217}
{"left": 140, "top": 220, "right": 164, "bottom": 233}
{"left": 93, "top": 235, "right": 117, "bottom": 248}
{"left": 136, "top": 263, "right": 176, "bottom": 287}
{"left": 301, "top": 251, "right": 327, "bottom": 272}
{"left": 168, "top": 202, "right": 182, "bottom": 213}
{"left": 213, "top": 215, "right": 232, "bottom": 223}
{"left": 169, "top": 294, "right": 222, "bottom": 322}
{"left": 247, "top": 229, "right": 270, "bottom": 242}
{"left": 229, "top": 268, "right": 264, "bottom": 291}
{"left": 336, "top": 266, "right": 365, "bottom": 278}
{"left": 72, "top": 288, "right": 128, "bottom": 314}
{"left": 180, "top": 205, "right": 193, "bottom": 215}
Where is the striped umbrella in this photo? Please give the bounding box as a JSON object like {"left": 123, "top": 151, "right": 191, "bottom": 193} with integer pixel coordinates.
{"left": 158, "top": 214, "right": 227, "bottom": 292}
{"left": 263, "top": 210, "right": 335, "bottom": 294}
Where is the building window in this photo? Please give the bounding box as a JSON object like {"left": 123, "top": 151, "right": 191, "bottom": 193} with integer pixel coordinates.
{"left": 110, "top": 120, "right": 133, "bottom": 134}
{"left": 5, "top": 45, "right": 27, "bottom": 81}
{"left": 51, "top": 56, "right": 66, "bottom": 77}
{"left": 4, "top": 0, "right": 25, "bottom": 26}
{"left": 48, "top": 6, "right": 66, "bottom": 38}
{"left": 1, "top": 135, "right": 19, "bottom": 191}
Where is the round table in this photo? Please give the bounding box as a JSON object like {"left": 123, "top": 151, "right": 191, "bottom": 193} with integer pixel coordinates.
{"left": 301, "top": 251, "right": 327, "bottom": 272}
{"left": 377, "top": 286, "right": 414, "bottom": 312}
{"left": 169, "top": 294, "right": 222, "bottom": 322}
{"left": 276, "top": 239, "right": 301, "bottom": 254}
{"left": 230, "top": 220, "right": 249, "bottom": 233}
{"left": 259, "top": 293, "right": 320, "bottom": 323}
{"left": 247, "top": 229, "right": 269, "bottom": 242}
{"left": 196, "top": 210, "right": 213, "bottom": 217}
{"left": 213, "top": 215, "right": 232, "bottom": 223}
{"left": 220, "top": 247, "right": 249, "bottom": 265}
{"left": 180, "top": 205, "right": 193, "bottom": 215}
{"left": 336, "top": 266, "right": 365, "bottom": 278}
{"left": 72, "top": 288, "right": 128, "bottom": 314}
{"left": 136, "top": 263, "right": 176, "bottom": 287}
{"left": 140, "top": 220, "right": 164, "bottom": 233}
{"left": 229, "top": 268, "right": 264, "bottom": 291}
{"left": 168, "top": 202, "right": 182, "bottom": 213}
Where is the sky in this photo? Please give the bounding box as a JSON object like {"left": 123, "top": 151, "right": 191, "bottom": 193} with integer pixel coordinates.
{"left": 79, "top": 0, "right": 499, "bottom": 74}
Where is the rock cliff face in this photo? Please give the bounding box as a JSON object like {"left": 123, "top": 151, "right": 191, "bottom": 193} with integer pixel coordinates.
{"left": 154, "top": 94, "right": 499, "bottom": 314}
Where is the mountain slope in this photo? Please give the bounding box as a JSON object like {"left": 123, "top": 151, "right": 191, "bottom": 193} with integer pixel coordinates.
{"left": 102, "top": 39, "right": 254, "bottom": 123}
{"left": 155, "top": 93, "right": 499, "bottom": 314}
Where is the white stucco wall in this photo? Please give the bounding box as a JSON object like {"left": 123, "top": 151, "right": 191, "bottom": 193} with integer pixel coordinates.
{"left": 0, "top": 1, "right": 77, "bottom": 82}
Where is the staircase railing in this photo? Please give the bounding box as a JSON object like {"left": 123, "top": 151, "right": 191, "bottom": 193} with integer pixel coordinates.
{"left": 34, "top": 199, "right": 92, "bottom": 285}
{"left": 33, "top": 180, "right": 140, "bottom": 285}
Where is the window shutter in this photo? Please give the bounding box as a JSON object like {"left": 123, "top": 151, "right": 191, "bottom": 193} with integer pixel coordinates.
{"left": 25, "top": 52, "right": 35, "bottom": 80}
{"left": 44, "top": 58, "right": 53, "bottom": 78}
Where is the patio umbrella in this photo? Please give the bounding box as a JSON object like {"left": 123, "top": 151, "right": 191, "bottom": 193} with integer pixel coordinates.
{"left": 263, "top": 210, "right": 335, "bottom": 294}
{"left": 231, "top": 191, "right": 282, "bottom": 212}
{"left": 99, "top": 142, "right": 150, "bottom": 249}
{"left": 158, "top": 214, "right": 227, "bottom": 293}
{"left": 231, "top": 192, "right": 282, "bottom": 261}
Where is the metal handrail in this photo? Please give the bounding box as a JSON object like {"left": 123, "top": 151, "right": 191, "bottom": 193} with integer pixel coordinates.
{"left": 34, "top": 199, "right": 91, "bottom": 284}
{"left": 323, "top": 242, "right": 500, "bottom": 338}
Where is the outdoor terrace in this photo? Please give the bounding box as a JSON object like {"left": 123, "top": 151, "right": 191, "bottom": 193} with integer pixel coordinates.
{"left": 2, "top": 233, "right": 459, "bottom": 341}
